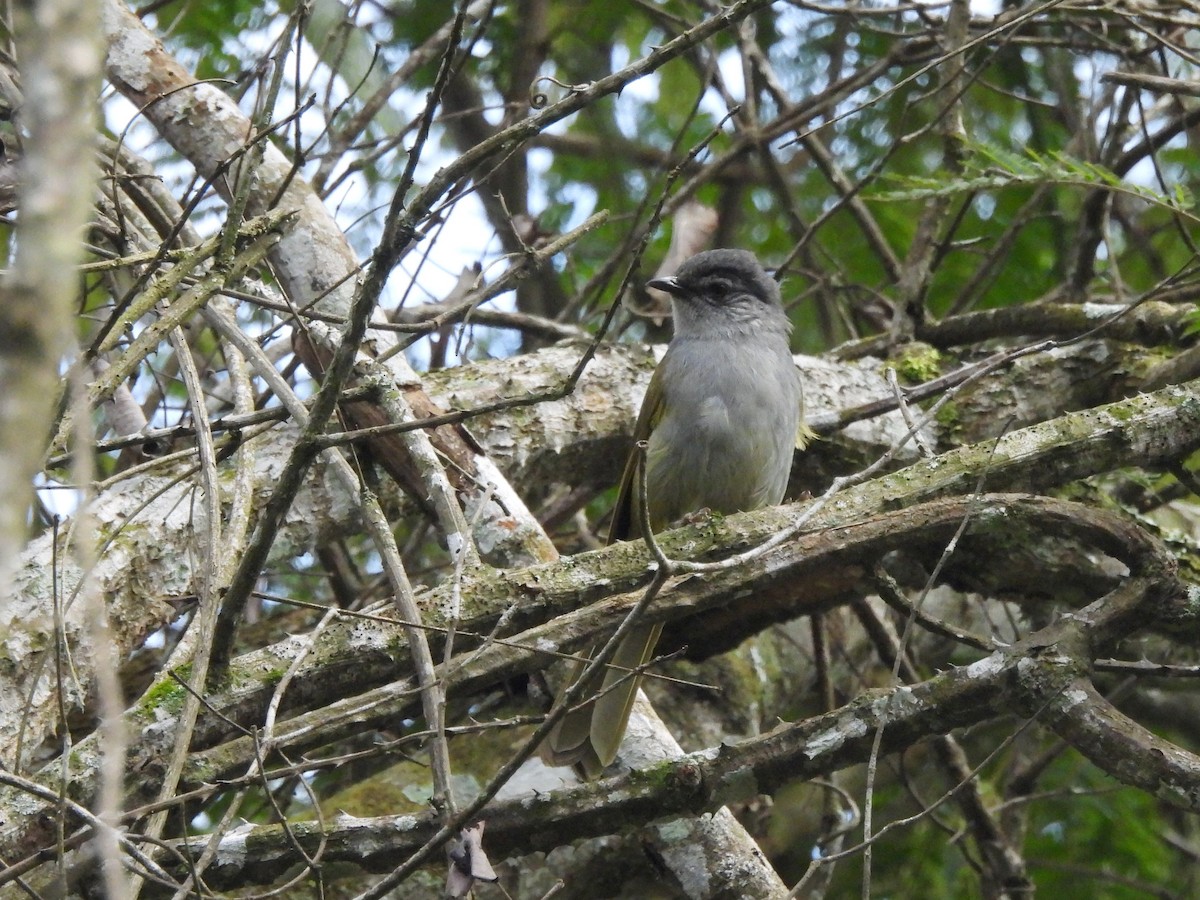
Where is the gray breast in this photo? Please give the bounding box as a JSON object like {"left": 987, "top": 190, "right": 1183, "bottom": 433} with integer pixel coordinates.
{"left": 642, "top": 334, "right": 801, "bottom": 529}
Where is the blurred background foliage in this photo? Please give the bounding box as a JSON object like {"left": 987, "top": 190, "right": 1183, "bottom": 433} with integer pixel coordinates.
{"left": 130, "top": 0, "right": 1200, "bottom": 359}
{"left": 22, "top": 0, "right": 1197, "bottom": 895}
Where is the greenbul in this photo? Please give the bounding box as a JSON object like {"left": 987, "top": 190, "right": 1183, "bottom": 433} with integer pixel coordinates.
{"left": 542, "top": 248, "right": 808, "bottom": 779}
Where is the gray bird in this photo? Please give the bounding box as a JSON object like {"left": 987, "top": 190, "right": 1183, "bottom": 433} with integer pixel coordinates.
{"left": 542, "top": 248, "right": 808, "bottom": 779}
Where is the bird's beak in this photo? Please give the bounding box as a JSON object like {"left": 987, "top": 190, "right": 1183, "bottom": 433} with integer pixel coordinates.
{"left": 647, "top": 275, "right": 683, "bottom": 295}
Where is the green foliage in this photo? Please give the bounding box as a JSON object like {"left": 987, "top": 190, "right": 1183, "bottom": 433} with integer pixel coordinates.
{"left": 1026, "top": 763, "right": 1181, "bottom": 897}
{"left": 150, "top": 0, "right": 273, "bottom": 80}
{"left": 871, "top": 142, "right": 1196, "bottom": 215}
{"left": 1183, "top": 307, "right": 1200, "bottom": 338}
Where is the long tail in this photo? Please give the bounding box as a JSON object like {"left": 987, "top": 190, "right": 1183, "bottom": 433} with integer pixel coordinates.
{"left": 539, "top": 622, "right": 663, "bottom": 780}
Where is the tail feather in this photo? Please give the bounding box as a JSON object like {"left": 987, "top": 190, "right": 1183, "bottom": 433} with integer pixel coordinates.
{"left": 539, "top": 623, "right": 663, "bottom": 780}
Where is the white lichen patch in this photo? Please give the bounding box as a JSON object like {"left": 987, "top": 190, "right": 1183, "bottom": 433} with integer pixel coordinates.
{"left": 805, "top": 718, "right": 867, "bottom": 759}
{"left": 216, "top": 828, "right": 249, "bottom": 865}
{"left": 445, "top": 531, "right": 468, "bottom": 563}
{"left": 963, "top": 653, "right": 1006, "bottom": 679}
{"left": 1080, "top": 302, "right": 1119, "bottom": 320}
{"left": 346, "top": 621, "right": 392, "bottom": 653}
{"left": 660, "top": 842, "right": 711, "bottom": 895}
{"left": 972, "top": 503, "right": 1011, "bottom": 525}
{"left": 1059, "top": 688, "right": 1089, "bottom": 709}
{"left": 881, "top": 684, "right": 923, "bottom": 716}
{"left": 655, "top": 819, "right": 692, "bottom": 841}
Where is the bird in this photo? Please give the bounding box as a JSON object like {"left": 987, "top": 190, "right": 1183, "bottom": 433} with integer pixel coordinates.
{"left": 541, "top": 248, "right": 808, "bottom": 779}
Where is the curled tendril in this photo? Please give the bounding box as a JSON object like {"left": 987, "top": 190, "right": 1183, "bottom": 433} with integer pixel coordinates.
{"left": 529, "top": 75, "right": 579, "bottom": 109}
